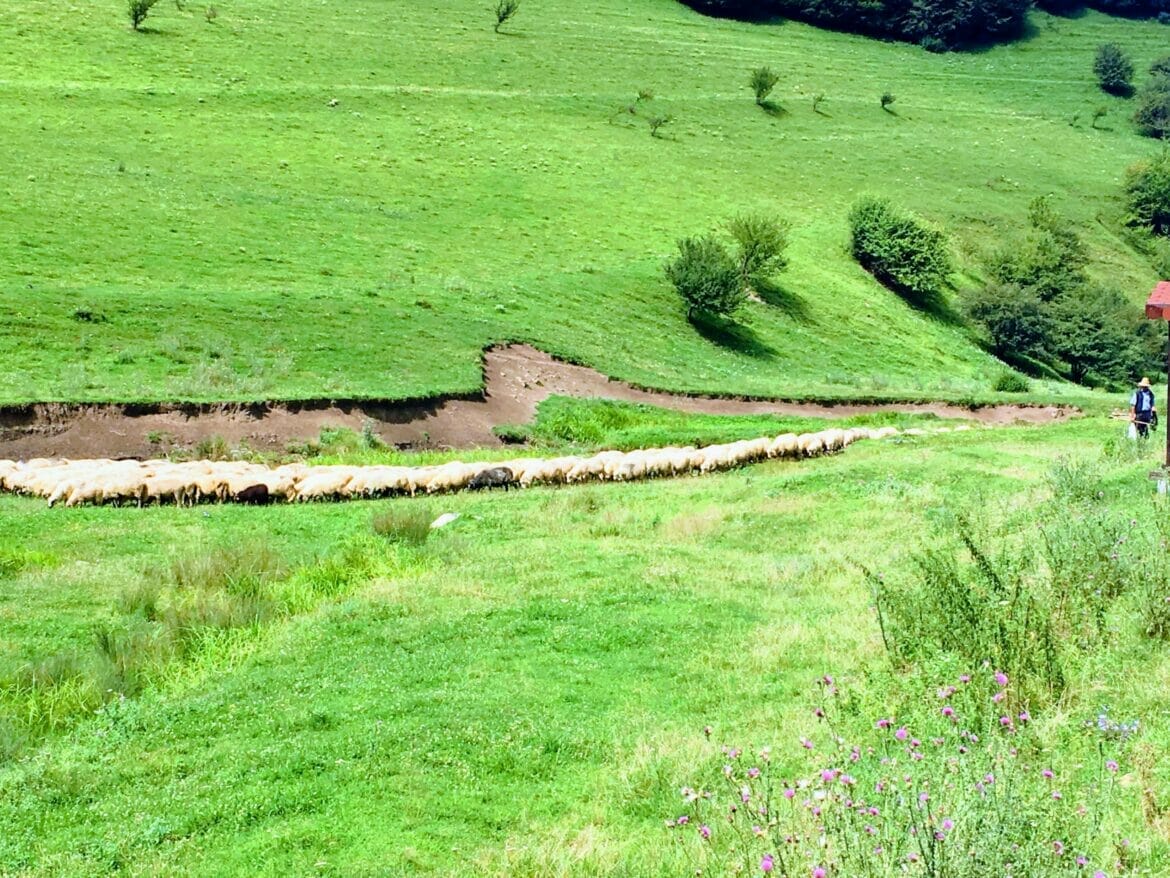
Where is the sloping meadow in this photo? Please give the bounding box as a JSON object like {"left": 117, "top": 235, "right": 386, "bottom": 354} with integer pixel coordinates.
{"left": 0, "top": 418, "right": 1168, "bottom": 874}
{"left": 0, "top": 2, "right": 1166, "bottom": 404}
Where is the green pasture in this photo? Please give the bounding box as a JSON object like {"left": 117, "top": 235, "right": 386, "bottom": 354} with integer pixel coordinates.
{"left": 1, "top": 418, "right": 1168, "bottom": 874}
{"left": 0, "top": 0, "right": 1165, "bottom": 404}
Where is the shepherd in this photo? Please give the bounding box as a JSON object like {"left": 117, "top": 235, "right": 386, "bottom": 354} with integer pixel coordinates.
{"left": 1130, "top": 376, "right": 1158, "bottom": 439}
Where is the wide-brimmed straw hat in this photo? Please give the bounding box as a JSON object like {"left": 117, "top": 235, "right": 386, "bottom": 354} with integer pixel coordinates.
{"left": 1139, "top": 377, "right": 1152, "bottom": 388}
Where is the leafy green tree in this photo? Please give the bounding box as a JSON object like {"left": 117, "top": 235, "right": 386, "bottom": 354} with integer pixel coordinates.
{"left": 128, "top": 0, "right": 160, "bottom": 30}
{"left": 749, "top": 66, "right": 780, "bottom": 106}
{"left": 962, "top": 283, "right": 1050, "bottom": 362}
{"left": 988, "top": 197, "right": 1088, "bottom": 301}
{"left": 1150, "top": 55, "right": 1170, "bottom": 79}
{"left": 1047, "top": 286, "right": 1152, "bottom": 386}
{"left": 494, "top": 0, "right": 520, "bottom": 33}
{"left": 848, "top": 197, "right": 953, "bottom": 304}
{"left": 1124, "top": 151, "right": 1170, "bottom": 235}
{"left": 725, "top": 213, "right": 789, "bottom": 290}
{"left": 1094, "top": 43, "right": 1135, "bottom": 95}
{"left": 1134, "top": 75, "right": 1170, "bottom": 137}
{"left": 664, "top": 235, "right": 745, "bottom": 320}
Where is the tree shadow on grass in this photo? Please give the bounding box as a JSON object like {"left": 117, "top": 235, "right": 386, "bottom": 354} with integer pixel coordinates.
{"left": 896, "top": 286, "right": 964, "bottom": 326}
{"left": 690, "top": 313, "right": 777, "bottom": 360}
{"left": 754, "top": 279, "right": 812, "bottom": 323}
{"left": 759, "top": 100, "right": 788, "bottom": 119}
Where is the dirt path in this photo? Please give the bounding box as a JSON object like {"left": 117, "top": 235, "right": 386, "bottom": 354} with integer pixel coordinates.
{"left": 0, "top": 345, "right": 1073, "bottom": 460}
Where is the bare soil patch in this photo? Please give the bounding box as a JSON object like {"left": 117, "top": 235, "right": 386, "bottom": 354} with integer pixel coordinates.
{"left": 0, "top": 345, "right": 1073, "bottom": 460}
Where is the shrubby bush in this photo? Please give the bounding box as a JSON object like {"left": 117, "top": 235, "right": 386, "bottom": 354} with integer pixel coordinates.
{"left": 128, "top": 0, "right": 160, "bottom": 29}
{"left": 848, "top": 197, "right": 953, "bottom": 305}
{"left": 1094, "top": 42, "right": 1135, "bottom": 94}
{"left": 725, "top": 213, "right": 789, "bottom": 291}
{"left": 1125, "top": 151, "right": 1170, "bottom": 235}
{"left": 667, "top": 214, "right": 790, "bottom": 320}
{"left": 992, "top": 370, "right": 1031, "bottom": 392}
{"left": 1133, "top": 67, "right": 1170, "bottom": 137}
{"left": 665, "top": 235, "right": 745, "bottom": 320}
{"left": 964, "top": 283, "right": 1049, "bottom": 361}
{"left": 749, "top": 66, "right": 780, "bottom": 106}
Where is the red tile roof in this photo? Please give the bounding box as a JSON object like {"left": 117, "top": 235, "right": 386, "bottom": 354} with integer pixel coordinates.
{"left": 1146, "top": 281, "right": 1170, "bottom": 319}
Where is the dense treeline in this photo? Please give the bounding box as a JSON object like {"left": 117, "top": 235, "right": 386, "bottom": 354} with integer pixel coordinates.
{"left": 679, "top": 0, "right": 1168, "bottom": 48}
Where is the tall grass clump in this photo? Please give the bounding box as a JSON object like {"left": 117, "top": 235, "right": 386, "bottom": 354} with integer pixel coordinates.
{"left": 0, "top": 536, "right": 404, "bottom": 754}
{"left": 371, "top": 506, "right": 433, "bottom": 546}
{"left": 869, "top": 518, "right": 1070, "bottom": 707}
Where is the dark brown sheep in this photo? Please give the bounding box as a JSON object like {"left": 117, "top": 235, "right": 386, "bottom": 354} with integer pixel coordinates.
{"left": 234, "top": 483, "right": 271, "bottom": 505}
{"left": 467, "top": 466, "right": 516, "bottom": 491}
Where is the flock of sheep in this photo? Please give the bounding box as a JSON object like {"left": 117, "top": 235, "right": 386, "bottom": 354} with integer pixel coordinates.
{"left": 0, "top": 424, "right": 955, "bottom": 508}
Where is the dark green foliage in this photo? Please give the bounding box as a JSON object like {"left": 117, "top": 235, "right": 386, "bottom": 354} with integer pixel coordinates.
{"left": 664, "top": 235, "right": 745, "bottom": 320}
{"left": 964, "top": 283, "right": 1050, "bottom": 361}
{"left": 1047, "top": 285, "right": 1154, "bottom": 386}
{"left": 966, "top": 198, "right": 1157, "bottom": 387}
{"left": 128, "top": 0, "right": 160, "bottom": 30}
{"left": 646, "top": 114, "right": 672, "bottom": 138}
{"left": 992, "top": 370, "right": 1031, "bottom": 393}
{"left": 1150, "top": 55, "right": 1170, "bottom": 78}
{"left": 987, "top": 197, "right": 1087, "bottom": 301}
{"left": 1035, "top": 0, "right": 1084, "bottom": 13}
{"left": 1133, "top": 74, "right": 1170, "bottom": 137}
{"left": 1124, "top": 151, "right": 1170, "bottom": 235}
{"left": 880, "top": 91, "right": 896, "bottom": 110}
{"left": 494, "top": 0, "right": 520, "bottom": 33}
{"left": 848, "top": 197, "right": 953, "bottom": 305}
{"left": 749, "top": 66, "right": 780, "bottom": 105}
{"left": 676, "top": 0, "right": 1030, "bottom": 49}
{"left": 725, "top": 213, "right": 789, "bottom": 290}
{"left": 1094, "top": 43, "right": 1135, "bottom": 95}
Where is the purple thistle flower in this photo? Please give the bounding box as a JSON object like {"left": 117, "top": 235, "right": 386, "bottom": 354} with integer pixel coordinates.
{"left": 760, "top": 854, "right": 775, "bottom": 873}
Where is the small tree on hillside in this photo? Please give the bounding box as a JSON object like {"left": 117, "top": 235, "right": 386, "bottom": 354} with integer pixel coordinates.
{"left": 665, "top": 235, "right": 744, "bottom": 320}
{"left": 848, "top": 197, "right": 953, "bottom": 305}
{"left": 749, "top": 66, "right": 780, "bottom": 106}
{"left": 1124, "top": 151, "right": 1170, "bottom": 235}
{"left": 725, "top": 213, "right": 789, "bottom": 290}
{"left": 129, "top": 0, "right": 161, "bottom": 30}
{"left": 1134, "top": 76, "right": 1170, "bottom": 138}
{"left": 1094, "top": 43, "right": 1135, "bottom": 96}
{"left": 1150, "top": 56, "right": 1170, "bottom": 79}
{"left": 494, "top": 0, "right": 520, "bottom": 33}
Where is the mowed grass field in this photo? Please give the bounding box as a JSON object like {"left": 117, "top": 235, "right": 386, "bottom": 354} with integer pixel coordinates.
{"left": 1, "top": 0, "right": 1166, "bottom": 403}
{"left": 1, "top": 419, "right": 1169, "bottom": 874}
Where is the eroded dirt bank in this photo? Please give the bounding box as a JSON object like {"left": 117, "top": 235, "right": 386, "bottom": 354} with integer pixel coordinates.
{"left": 0, "top": 345, "right": 1074, "bottom": 459}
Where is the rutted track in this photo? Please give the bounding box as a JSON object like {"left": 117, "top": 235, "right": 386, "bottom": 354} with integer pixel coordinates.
{"left": 0, "top": 345, "right": 1073, "bottom": 460}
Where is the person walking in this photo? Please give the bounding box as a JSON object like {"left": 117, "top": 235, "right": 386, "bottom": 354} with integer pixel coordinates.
{"left": 1131, "top": 376, "right": 1157, "bottom": 439}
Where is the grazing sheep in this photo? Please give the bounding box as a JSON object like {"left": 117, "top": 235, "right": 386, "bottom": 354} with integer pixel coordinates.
{"left": 294, "top": 468, "right": 355, "bottom": 502}
{"left": 234, "top": 483, "right": 271, "bottom": 505}
{"left": 468, "top": 466, "right": 516, "bottom": 491}
{"left": 797, "top": 433, "right": 825, "bottom": 457}
{"left": 425, "top": 462, "right": 476, "bottom": 494}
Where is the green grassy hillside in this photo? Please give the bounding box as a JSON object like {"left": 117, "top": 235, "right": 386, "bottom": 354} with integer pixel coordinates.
{"left": 1, "top": 1, "right": 1165, "bottom": 404}
{"left": 2, "top": 422, "right": 1167, "bottom": 874}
